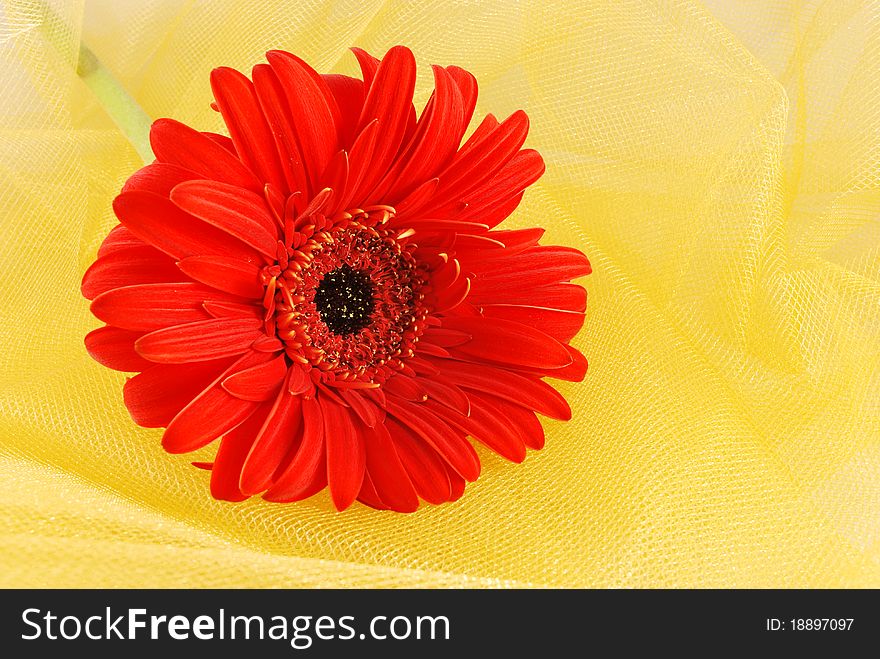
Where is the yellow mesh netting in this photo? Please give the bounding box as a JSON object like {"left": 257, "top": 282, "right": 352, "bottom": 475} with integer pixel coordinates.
{"left": 1, "top": 0, "right": 878, "bottom": 588}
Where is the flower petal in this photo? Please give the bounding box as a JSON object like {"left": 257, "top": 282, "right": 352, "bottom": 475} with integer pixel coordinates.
{"left": 123, "top": 358, "right": 235, "bottom": 428}
{"left": 353, "top": 46, "right": 416, "bottom": 201}
{"left": 465, "top": 245, "right": 592, "bottom": 287}
{"left": 150, "top": 118, "right": 261, "bottom": 191}
{"left": 84, "top": 326, "right": 153, "bottom": 372}
{"left": 421, "top": 327, "right": 471, "bottom": 348}
{"left": 556, "top": 345, "right": 589, "bottom": 382}
{"left": 162, "top": 351, "right": 269, "bottom": 453}
{"left": 321, "top": 395, "right": 366, "bottom": 511}
{"left": 253, "top": 336, "right": 284, "bottom": 352}
{"left": 170, "top": 180, "right": 278, "bottom": 257}
{"left": 479, "top": 304, "right": 586, "bottom": 343}
{"left": 409, "top": 219, "right": 489, "bottom": 234}
{"left": 210, "top": 66, "right": 285, "bottom": 190}
{"left": 113, "top": 191, "right": 263, "bottom": 263}
{"left": 394, "top": 178, "right": 439, "bottom": 219}
{"left": 287, "top": 365, "right": 314, "bottom": 396}
{"left": 121, "top": 162, "right": 199, "bottom": 196}
{"left": 467, "top": 391, "right": 537, "bottom": 458}
{"left": 425, "top": 396, "right": 526, "bottom": 463}
{"left": 385, "top": 396, "right": 480, "bottom": 482}
{"left": 221, "top": 354, "right": 287, "bottom": 401}
{"left": 210, "top": 402, "right": 271, "bottom": 502}
{"left": 264, "top": 183, "right": 286, "bottom": 223}
{"left": 339, "top": 389, "right": 383, "bottom": 427}
{"left": 511, "top": 344, "right": 589, "bottom": 383}
{"left": 463, "top": 191, "right": 525, "bottom": 232}
{"left": 428, "top": 110, "right": 529, "bottom": 211}
{"left": 266, "top": 50, "right": 341, "bottom": 193}
{"left": 379, "top": 65, "right": 464, "bottom": 202}
{"left": 203, "top": 300, "right": 262, "bottom": 320}
{"left": 441, "top": 316, "right": 572, "bottom": 370}
{"left": 351, "top": 47, "right": 379, "bottom": 90}
{"left": 382, "top": 374, "right": 428, "bottom": 402}
{"left": 446, "top": 65, "right": 478, "bottom": 136}
{"left": 407, "top": 356, "right": 440, "bottom": 376}
{"left": 96, "top": 225, "right": 144, "bottom": 258}
{"left": 385, "top": 417, "right": 451, "bottom": 505}
{"left": 415, "top": 341, "right": 450, "bottom": 358}
{"left": 489, "top": 227, "right": 545, "bottom": 252}
{"left": 263, "top": 396, "right": 326, "bottom": 501}
{"left": 322, "top": 73, "right": 364, "bottom": 148}
{"left": 469, "top": 282, "right": 586, "bottom": 313}
{"left": 240, "top": 384, "right": 302, "bottom": 495}
{"left": 81, "top": 245, "right": 183, "bottom": 300}
{"left": 432, "top": 275, "right": 471, "bottom": 313}
{"left": 362, "top": 421, "right": 419, "bottom": 513}
{"left": 135, "top": 317, "right": 263, "bottom": 364}
{"left": 202, "top": 132, "right": 236, "bottom": 153}
{"left": 426, "top": 357, "right": 572, "bottom": 420}
{"left": 447, "top": 466, "right": 467, "bottom": 502}
{"left": 457, "top": 149, "right": 545, "bottom": 227}
{"left": 177, "top": 255, "right": 263, "bottom": 298}
{"left": 251, "top": 63, "right": 309, "bottom": 196}
{"left": 449, "top": 234, "right": 506, "bottom": 251}
{"left": 267, "top": 460, "right": 327, "bottom": 504}
{"left": 321, "top": 149, "right": 349, "bottom": 214}
{"left": 90, "top": 282, "right": 228, "bottom": 332}
{"left": 359, "top": 472, "right": 391, "bottom": 509}
{"left": 337, "top": 120, "right": 378, "bottom": 210}
{"left": 416, "top": 376, "right": 470, "bottom": 416}
{"left": 455, "top": 113, "right": 500, "bottom": 158}
{"left": 500, "top": 401, "right": 546, "bottom": 450}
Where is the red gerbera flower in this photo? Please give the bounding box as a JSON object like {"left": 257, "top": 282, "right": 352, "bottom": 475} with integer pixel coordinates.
{"left": 82, "top": 46, "right": 591, "bottom": 512}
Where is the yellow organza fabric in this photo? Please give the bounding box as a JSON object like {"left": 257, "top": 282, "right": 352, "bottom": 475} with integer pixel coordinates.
{"left": 1, "top": 0, "right": 878, "bottom": 588}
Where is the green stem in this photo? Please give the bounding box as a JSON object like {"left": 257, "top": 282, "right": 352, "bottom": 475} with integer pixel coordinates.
{"left": 37, "top": 2, "right": 154, "bottom": 163}
{"left": 76, "top": 43, "right": 154, "bottom": 163}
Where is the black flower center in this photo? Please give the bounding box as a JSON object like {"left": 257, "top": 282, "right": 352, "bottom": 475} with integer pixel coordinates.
{"left": 314, "top": 264, "right": 375, "bottom": 335}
